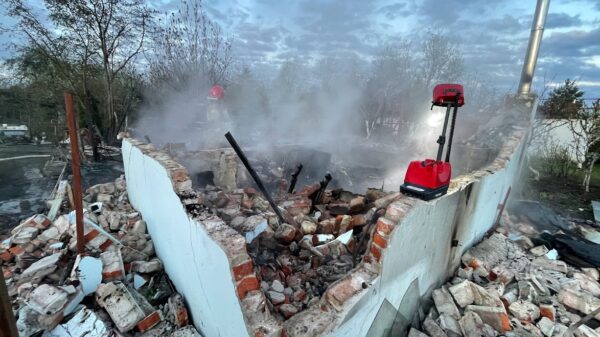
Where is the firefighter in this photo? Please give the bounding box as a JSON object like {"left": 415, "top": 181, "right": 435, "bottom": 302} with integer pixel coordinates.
{"left": 206, "top": 84, "right": 230, "bottom": 122}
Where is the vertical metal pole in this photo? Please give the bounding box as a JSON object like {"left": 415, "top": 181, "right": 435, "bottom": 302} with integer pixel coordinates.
{"left": 517, "top": 0, "right": 550, "bottom": 96}
{"left": 436, "top": 105, "right": 452, "bottom": 161}
{"left": 0, "top": 269, "right": 19, "bottom": 337}
{"left": 445, "top": 95, "right": 461, "bottom": 163}
{"left": 64, "top": 92, "right": 86, "bottom": 254}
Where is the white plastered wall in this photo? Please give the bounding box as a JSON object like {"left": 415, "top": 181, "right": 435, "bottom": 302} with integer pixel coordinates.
{"left": 122, "top": 140, "right": 249, "bottom": 337}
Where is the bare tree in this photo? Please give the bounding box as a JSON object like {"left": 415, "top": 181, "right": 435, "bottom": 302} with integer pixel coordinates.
{"left": 418, "top": 31, "right": 464, "bottom": 90}
{"left": 6, "top": 0, "right": 151, "bottom": 144}
{"left": 569, "top": 100, "right": 600, "bottom": 192}
{"left": 147, "top": 0, "right": 233, "bottom": 90}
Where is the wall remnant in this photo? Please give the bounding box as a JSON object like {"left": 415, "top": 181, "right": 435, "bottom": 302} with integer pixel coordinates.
{"left": 121, "top": 103, "right": 534, "bottom": 336}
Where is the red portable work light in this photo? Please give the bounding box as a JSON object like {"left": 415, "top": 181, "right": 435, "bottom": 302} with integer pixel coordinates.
{"left": 400, "top": 84, "right": 465, "bottom": 200}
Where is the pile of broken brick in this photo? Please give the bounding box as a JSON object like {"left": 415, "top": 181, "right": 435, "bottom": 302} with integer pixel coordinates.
{"left": 409, "top": 227, "right": 600, "bottom": 337}
{"left": 1, "top": 176, "right": 199, "bottom": 337}
{"left": 181, "top": 181, "right": 401, "bottom": 321}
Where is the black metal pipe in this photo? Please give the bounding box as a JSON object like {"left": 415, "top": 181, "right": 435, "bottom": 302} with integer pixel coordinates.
{"left": 445, "top": 93, "right": 461, "bottom": 163}
{"left": 436, "top": 104, "right": 452, "bottom": 161}
{"left": 288, "top": 164, "right": 303, "bottom": 194}
{"left": 225, "top": 132, "right": 286, "bottom": 224}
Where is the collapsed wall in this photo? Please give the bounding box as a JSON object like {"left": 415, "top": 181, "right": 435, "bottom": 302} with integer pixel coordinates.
{"left": 121, "top": 102, "right": 535, "bottom": 336}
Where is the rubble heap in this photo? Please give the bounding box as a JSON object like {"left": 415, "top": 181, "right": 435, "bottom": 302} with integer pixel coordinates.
{"left": 409, "top": 223, "right": 600, "bottom": 337}
{"left": 1, "top": 176, "right": 199, "bottom": 337}
{"left": 179, "top": 180, "right": 402, "bottom": 321}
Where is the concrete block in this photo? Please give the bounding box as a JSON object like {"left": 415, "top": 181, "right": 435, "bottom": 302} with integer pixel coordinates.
{"left": 509, "top": 300, "right": 540, "bottom": 322}
{"left": 532, "top": 257, "right": 568, "bottom": 274}
{"left": 26, "top": 284, "right": 68, "bottom": 316}
{"left": 433, "top": 287, "right": 461, "bottom": 319}
{"left": 100, "top": 249, "right": 125, "bottom": 281}
{"left": 573, "top": 273, "right": 600, "bottom": 297}
{"left": 95, "top": 282, "right": 147, "bottom": 332}
{"left": 408, "top": 328, "right": 430, "bottom": 337}
{"left": 536, "top": 317, "right": 555, "bottom": 337}
{"left": 42, "top": 308, "right": 112, "bottom": 337}
{"left": 576, "top": 325, "right": 600, "bottom": 337}
{"left": 438, "top": 313, "right": 462, "bottom": 337}
{"left": 20, "top": 253, "right": 61, "bottom": 282}
{"left": 457, "top": 267, "right": 473, "bottom": 281}
{"left": 471, "top": 283, "right": 503, "bottom": 307}
{"left": 423, "top": 316, "right": 448, "bottom": 337}
{"left": 449, "top": 280, "right": 475, "bottom": 308}
{"left": 465, "top": 305, "right": 511, "bottom": 332}
{"left": 558, "top": 288, "right": 600, "bottom": 320}
{"left": 552, "top": 324, "right": 568, "bottom": 337}
{"left": 17, "top": 306, "right": 43, "bottom": 337}
{"left": 459, "top": 311, "right": 494, "bottom": 337}
{"left": 131, "top": 258, "right": 162, "bottom": 273}
{"left": 12, "top": 226, "right": 39, "bottom": 244}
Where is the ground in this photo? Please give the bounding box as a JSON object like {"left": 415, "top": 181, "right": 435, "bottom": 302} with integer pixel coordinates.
{"left": 522, "top": 163, "right": 600, "bottom": 220}
{"left": 0, "top": 144, "right": 124, "bottom": 238}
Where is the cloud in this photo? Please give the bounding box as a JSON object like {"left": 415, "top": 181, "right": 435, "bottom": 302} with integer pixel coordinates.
{"left": 377, "top": 3, "right": 409, "bottom": 20}
{"left": 546, "top": 13, "right": 583, "bottom": 29}
{"left": 542, "top": 27, "right": 600, "bottom": 58}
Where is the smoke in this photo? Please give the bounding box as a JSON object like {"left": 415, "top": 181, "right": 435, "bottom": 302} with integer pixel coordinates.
{"left": 133, "top": 37, "right": 512, "bottom": 193}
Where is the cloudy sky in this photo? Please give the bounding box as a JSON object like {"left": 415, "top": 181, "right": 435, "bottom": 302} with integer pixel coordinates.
{"left": 2, "top": 0, "right": 600, "bottom": 97}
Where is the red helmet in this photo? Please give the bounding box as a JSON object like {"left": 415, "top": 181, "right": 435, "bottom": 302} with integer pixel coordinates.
{"left": 208, "top": 85, "right": 224, "bottom": 100}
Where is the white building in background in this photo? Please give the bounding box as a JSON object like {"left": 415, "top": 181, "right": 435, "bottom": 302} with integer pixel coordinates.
{"left": 0, "top": 124, "right": 29, "bottom": 138}
{"left": 530, "top": 119, "right": 587, "bottom": 163}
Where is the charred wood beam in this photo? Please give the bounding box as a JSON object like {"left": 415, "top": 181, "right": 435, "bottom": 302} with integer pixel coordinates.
{"left": 225, "top": 132, "right": 286, "bottom": 225}
{"left": 288, "top": 164, "right": 303, "bottom": 194}
{"left": 313, "top": 173, "right": 332, "bottom": 205}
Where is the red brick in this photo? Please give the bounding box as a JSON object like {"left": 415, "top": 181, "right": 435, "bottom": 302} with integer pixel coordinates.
{"left": 376, "top": 217, "right": 395, "bottom": 235}
{"left": 467, "top": 258, "right": 481, "bottom": 269}
{"left": 0, "top": 251, "right": 13, "bottom": 262}
{"left": 99, "top": 240, "right": 113, "bottom": 251}
{"left": 102, "top": 270, "right": 123, "bottom": 281}
{"left": 8, "top": 246, "right": 24, "bottom": 257}
{"left": 137, "top": 311, "right": 161, "bottom": 332}
{"left": 539, "top": 304, "right": 555, "bottom": 321}
{"left": 232, "top": 260, "right": 254, "bottom": 281}
{"left": 350, "top": 215, "right": 366, "bottom": 227}
{"left": 370, "top": 245, "right": 382, "bottom": 262}
{"left": 327, "top": 276, "right": 363, "bottom": 310}
{"left": 500, "top": 312, "right": 512, "bottom": 332}
{"left": 84, "top": 230, "right": 100, "bottom": 242}
{"left": 372, "top": 232, "right": 387, "bottom": 248}
{"left": 236, "top": 276, "right": 260, "bottom": 299}
{"left": 170, "top": 168, "right": 189, "bottom": 182}
{"left": 175, "top": 307, "right": 188, "bottom": 327}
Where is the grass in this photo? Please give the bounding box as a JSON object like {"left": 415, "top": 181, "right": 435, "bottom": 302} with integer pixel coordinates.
{"left": 523, "top": 162, "right": 600, "bottom": 220}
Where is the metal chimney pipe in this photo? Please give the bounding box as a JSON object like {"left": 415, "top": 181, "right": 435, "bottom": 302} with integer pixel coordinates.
{"left": 517, "top": 0, "right": 550, "bottom": 96}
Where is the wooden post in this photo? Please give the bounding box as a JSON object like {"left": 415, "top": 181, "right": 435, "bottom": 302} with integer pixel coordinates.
{"left": 0, "top": 269, "right": 19, "bottom": 337}
{"left": 64, "top": 92, "right": 85, "bottom": 254}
